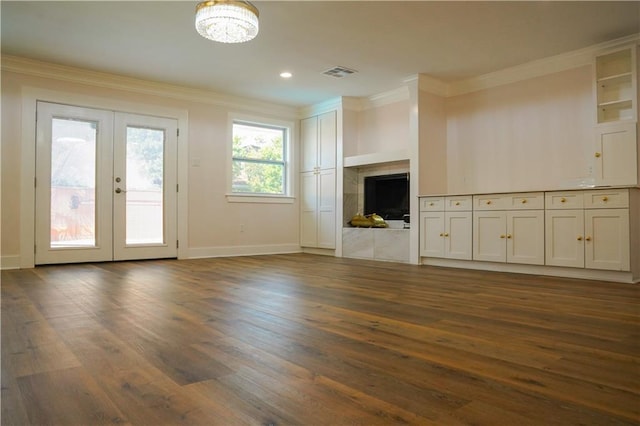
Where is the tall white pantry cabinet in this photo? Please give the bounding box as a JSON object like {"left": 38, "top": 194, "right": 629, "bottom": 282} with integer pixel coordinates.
{"left": 300, "top": 111, "right": 337, "bottom": 249}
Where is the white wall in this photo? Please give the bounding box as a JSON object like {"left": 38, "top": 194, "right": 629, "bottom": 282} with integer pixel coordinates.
{"left": 1, "top": 63, "right": 301, "bottom": 267}
{"left": 445, "top": 65, "right": 593, "bottom": 194}
{"left": 354, "top": 100, "right": 410, "bottom": 156}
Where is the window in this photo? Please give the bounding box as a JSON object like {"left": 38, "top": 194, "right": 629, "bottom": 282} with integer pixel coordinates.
{"left": 231, "top": 120, "right": 289, "bottom": 197}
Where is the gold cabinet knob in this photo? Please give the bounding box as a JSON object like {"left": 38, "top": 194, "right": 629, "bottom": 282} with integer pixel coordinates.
{"left": 560, "top": 197, "right": 566, "bottom": 203}
{"left": 521, "top": 199, "right": 527, "bottom": 204}
{"left": 500, "top": 234, "right": 506, "bottom": 239}
{"left": 455, "top": 202, "right": 460, "bottom": 206}
{"left": 486, "top": 200, "right": 492, "bottom": 205}
{"left": 577, "top": 236, "right": 583, "bottom": 241}
{"left": 439, "top": 233, "right": 444, "bottom": 237}
{"left": 507, "top": 234, "right": 512, "bottom": 239}
{"left": 595, "top": 152, "right": 601, "bottom": 158}
{"left": 585, "top": 236, "right": 592, "bottom": 242}
{"left": 602, "top": 196, "right": 608, "bottom": 202}
{"left": 444, "top": 233, "right": 449, "bottom": 237}
{"left": 429, "top": 202, "right": 434, "bottom": 206}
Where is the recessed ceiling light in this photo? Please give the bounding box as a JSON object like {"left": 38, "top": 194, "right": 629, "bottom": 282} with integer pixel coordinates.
{"left": 280, "top": 71, "right": 293, "bottom": 79}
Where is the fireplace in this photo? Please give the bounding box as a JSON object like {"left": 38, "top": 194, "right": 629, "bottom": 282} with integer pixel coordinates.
{"left": 364, "top": 173, "right": 409, "bottom": 220}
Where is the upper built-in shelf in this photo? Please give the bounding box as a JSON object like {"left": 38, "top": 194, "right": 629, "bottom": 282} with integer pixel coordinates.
{"left": 344, "top": 149, "right": 409, "bottom": 168}
{"left": 595, "top": 46, "right": 637, "bottom": 124}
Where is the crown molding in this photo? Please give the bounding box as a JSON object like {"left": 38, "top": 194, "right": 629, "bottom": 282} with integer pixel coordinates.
{"left": 448, "top": 33, "right": 640, "bottom": 97}
{"left": 299, "top": 97, "right": 344, "bottom": 118}
{"left": 1, "top": 55, "right": 299, "bottom": 119}
{"left": 362, "top": 86, "right": 410, "bottom": 110}
{"left": 403, "top": 74, "right": 449, "bottom": 97}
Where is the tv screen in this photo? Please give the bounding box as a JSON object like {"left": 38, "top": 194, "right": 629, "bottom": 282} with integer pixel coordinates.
{"left": 364, "top": 173, "right": 409, "bottom": 220}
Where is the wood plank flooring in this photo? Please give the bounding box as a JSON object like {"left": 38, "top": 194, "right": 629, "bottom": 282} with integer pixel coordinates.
{"left": 2, "top": 253, "right": 639, "bottom": 425}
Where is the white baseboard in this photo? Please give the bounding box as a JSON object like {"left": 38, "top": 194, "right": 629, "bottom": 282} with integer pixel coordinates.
{"left": 187, "top": 244, "right": 302, "bottom": 259}
{"left": 421, "top": 257, "right": 637, "bottom": 284}
{"left": 1, "top": 255, "right": 21, "bottom": 270}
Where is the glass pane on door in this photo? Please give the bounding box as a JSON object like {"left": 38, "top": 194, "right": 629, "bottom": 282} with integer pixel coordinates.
{"left": 125, "top": 126, "right": 165, "bottom": 245}
{"left": 50, "top": 118, "right": 97, "bottom": 247}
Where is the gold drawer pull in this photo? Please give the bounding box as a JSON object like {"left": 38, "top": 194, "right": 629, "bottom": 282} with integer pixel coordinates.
{"left": 439, "top": 233, "right": 444, "bottom": 237}
{"left": 500, "top": 234, "right": 506, "bottom": 239}
{"left": 595, "top": 152, "right": 601, "bottom": 158}
{"left": 521, "top": 199, "right": 527, "bottom": 204}
{"left": 585, "top": 236, "right": 592, "bottom": 242}
{"left": 429, "top": 202, "right": 434, "bottom": 206}
{"left": 577, "top": 236, "right": 583, "bottom": 241}
{"left": 507, "top": 234, "right": 512, "bottom": 239}
{"left": 486, "top": 200, "right": 492, "bottom": 205}
{"left": 455, "top": 202, "right": 460, "bottom": 206}
{"left": 602, "top": 196, "right": 608, "bottom": 202}
{"left": 444, "top": 233, "right": 449, "bottom": 237}
{"left": 560, "top": 198, "right": 566, "bottom": 203}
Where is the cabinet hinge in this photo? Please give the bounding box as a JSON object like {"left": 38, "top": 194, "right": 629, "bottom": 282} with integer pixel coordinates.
{"left": 34, "top": 177, "right": 37, "bottom": 188}
{"left": 176, "top": 240, "right": 179, "bottom": 249}
{"left": 176, "top": 184, "right": 179, "bottom": 192}
{"left": 177, "top": 128, "right": 180, "bottom": 137}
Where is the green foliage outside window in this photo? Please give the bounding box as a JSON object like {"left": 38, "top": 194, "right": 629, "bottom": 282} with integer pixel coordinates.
{"left": 232, "top": 122, "right": 287, "bottom": 194}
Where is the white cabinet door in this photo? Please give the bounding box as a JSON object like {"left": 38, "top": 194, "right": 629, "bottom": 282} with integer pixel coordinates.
{"left": 300, "top": 171, "right": 318, "bottom": 247}
{"left": 585, "top": 209, "right": 630, "bottom": 271}
{"left": 594, "top": 123, "right": 637, "bottom": 186}
{"left": 445, "top": 211, "right": 472, "bottom": 260}
{"left": 300, "top": 116, "right": 318, "bottom": 173}
{"left": 473, "top": 211, "right": 506, "bottom": 262}
{"left": 300, "top": 111, "right": 337, "bottom": 249}
{"left": 506, "top": 210, "right": 544, "bottom": 265}
{"left": 545, "top": 209, "right": 585, "bottom": 268}
{"left": 318, "top": 111, "right": 336, "bottom": 170}
{"left": 317, "top": 169, "right": 336, "bottom": 249}
{"left": 420, "top": 212, "right": 445, "bottom": 258}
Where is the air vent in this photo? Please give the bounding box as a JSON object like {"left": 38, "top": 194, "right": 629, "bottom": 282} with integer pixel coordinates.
{"left": 322, "top": 66, "right": 357, "bottom": 78}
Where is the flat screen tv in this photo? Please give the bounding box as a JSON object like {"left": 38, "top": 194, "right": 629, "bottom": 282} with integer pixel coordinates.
{"left": 364, "top": 173, "right": 409, "bottom": 220}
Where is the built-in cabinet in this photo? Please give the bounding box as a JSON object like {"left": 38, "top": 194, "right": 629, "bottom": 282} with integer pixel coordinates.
{"left": 545, "top": 189, "right": 630, "bottom": 271}
{"left": 472, "top": 193, "right": 545, "bottom": 265}
{"left": 300, "top": 111, "right": 337, "bottom": 249}
{"left": 419, "top": 188, "right": 638, "bottom": 281}
{"left": 593, "top": 45, "right": 638, "bottom": 186}
{"left": 419, "top": 196, "right": 472, "bottom": 260}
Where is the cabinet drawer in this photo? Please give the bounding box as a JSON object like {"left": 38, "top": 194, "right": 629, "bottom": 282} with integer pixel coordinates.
{"left": 473, "top": 194, "right": 505, "bottom": 210}
{"left": 584, "top": 189, "right": 629, "bottom": 208}
{"left": 503, "top": 192, "right": 544, "bottom": 210}
{"left": 445, "top": 196, "right": 472, "bottom": 211}
{"left": 420, "top": 197, "right": 444, "bottom": 211}
{"left": 546, "top": 192, "right": 584, "bottom": 209}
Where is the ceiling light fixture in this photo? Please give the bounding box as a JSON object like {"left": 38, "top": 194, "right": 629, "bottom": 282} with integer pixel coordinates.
{"left": 280, "top": 71, "right": 292, "bottom": 79}
{"left": 195, "top": 1, "right": 259, "bottom": 44}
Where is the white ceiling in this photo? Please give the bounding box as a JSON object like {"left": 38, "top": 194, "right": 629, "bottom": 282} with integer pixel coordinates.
{"left": 2, "top": 1, "right": 639, "bottom": 107}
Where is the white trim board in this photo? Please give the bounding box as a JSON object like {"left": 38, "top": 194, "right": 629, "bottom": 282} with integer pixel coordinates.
{"left": 187, "top": 244, "right": 302, "bottom": 259}
{"left": 422, "top": 257, "right": 638, "bottom": 284}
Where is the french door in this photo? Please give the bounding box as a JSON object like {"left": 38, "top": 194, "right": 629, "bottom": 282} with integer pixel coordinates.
{"left": 35, "top": 102, "right": 177, "bottom": 264}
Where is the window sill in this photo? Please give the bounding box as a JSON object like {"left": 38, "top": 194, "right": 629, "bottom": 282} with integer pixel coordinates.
{"left": 226, "top": 194, "right": 295, "bottom": 204}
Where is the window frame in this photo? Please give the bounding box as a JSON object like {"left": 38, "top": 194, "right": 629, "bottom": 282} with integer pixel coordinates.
{"left": 227, "top": 114, "right": 294, "bottom": 203}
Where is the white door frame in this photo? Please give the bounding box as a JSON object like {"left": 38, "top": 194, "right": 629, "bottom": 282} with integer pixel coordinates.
{"left": 20, "top": 87, "right": 189, "bottom": 268}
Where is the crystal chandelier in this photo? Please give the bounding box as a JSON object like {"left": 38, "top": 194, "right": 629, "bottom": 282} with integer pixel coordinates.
{"left": 195, "top": 1, "right": 259, "bottom": 44}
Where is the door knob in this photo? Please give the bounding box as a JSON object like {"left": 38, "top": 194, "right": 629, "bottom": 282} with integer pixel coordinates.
{"left": 115, "top": 177, "right": 121, "bottom": 183}
{"left": 115, "top": 188, "right": 123, "bottom": 194}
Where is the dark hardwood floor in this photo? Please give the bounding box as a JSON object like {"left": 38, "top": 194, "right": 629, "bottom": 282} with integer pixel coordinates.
{"left": 2, "top": 254, "right": 639, "bottom": 425}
